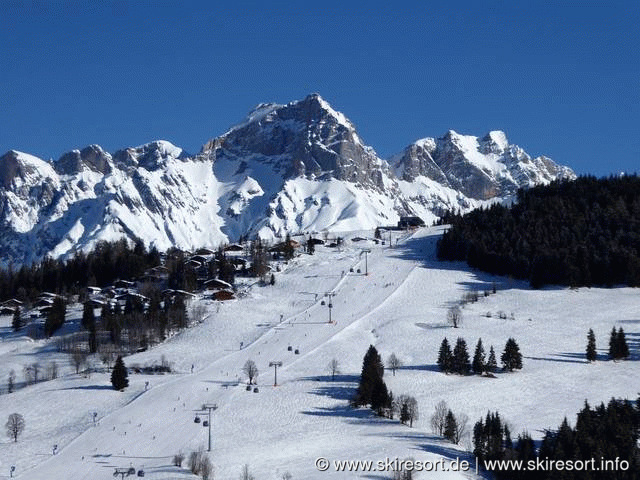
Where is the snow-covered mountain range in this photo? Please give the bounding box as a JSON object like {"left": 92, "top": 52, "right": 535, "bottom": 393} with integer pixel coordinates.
{"left": 0, "top": 93, "right": 575, "bottom": 265}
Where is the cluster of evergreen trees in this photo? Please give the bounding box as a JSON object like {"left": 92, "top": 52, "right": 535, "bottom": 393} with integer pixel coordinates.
{"left": 586, "top": 327, "right": 630, "bottom": 362}
{"left": 608, "top": 327, "right": 629, "bottom": 360}
{"left": 0, "top": 239, "right": 160, "bottom": 302}
{"left": 474, "top": 399, "right": 640, "bottom": 479}
{"left": 437, "top": 337, "right": 520, "bottom": 374}
{"left": 437, "top": 175, "right": 640, "bottom": 288}
{"left": 95, "top": 290, "right": 188, "bottom": 350}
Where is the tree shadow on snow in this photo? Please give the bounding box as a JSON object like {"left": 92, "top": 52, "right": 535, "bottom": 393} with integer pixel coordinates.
{"left": 396, "top": 364, "right": 441, "bottom": 373}
{"left": 58, "top": 384, "right": 115, "bottom": 391}
{"left": 308, "top": 384, "right": 356, "bottom": 402}
{"left": 298, "top": 374, "right": 359, "bottom": 383}
{"left": 524, "top": 355, "right": 586, "bottom": 365}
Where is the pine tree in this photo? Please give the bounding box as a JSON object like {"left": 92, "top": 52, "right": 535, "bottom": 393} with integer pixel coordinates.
{"left": 452, "top": 337, "right": 470, "bottom": 375}
{"left": 586, "top": 328, "right": 597, "bottom": 362}
{"left": 472, "top": 338, "right": 486, "bottom": 374}
{"left": 486, "top": 346, "right": 497, "bottom": 374}
{"left": 444, "top": 410, "right": 457, "bottom": 442}
{"left": 111, "top": 356, "right": 129, "bottom": 391}
{"left": 437, "top": 338, "right": 453, "bottom": 373}
{"left": 11, "top": 307, "right": 21, "bottom": 332}
{"left": 44, "top": 297, "right": 66, "bottom": 338}
{"left": 501, "top": 338, "right": 522, "bottom": 371}
{"left": 353, "top": 345, "right": 385, "bottom": 407}
{"left": 608, "top": 326, "right": 619, "bottom": 359}
{"left": 81, "top": 302, "right": 96, "bottom": 331}
{"left": 616, "top": 327, "right": 629, "bottom": 359}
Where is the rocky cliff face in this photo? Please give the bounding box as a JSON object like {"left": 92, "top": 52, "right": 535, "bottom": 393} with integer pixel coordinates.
{"left": 0, "top": 94, "right": 575, "bottom": 265}
{"left": 393, "top": 130, "right": 575, "bottom": 200}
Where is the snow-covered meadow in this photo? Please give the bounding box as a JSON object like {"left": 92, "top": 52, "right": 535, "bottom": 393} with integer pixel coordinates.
{"left": 0, "top": 226, "right": 637, "bottom": 479}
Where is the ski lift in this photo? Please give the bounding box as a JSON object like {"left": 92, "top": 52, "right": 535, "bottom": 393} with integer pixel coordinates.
{"left": 194, "top": 416, "right": 201, "bottom": 423}
{"left": 349, "top": 267, "right": 354, "bottom": 272}
{"left": 328, "top": 303, "right": 332, "bottom": 308}
{"left": 294, "top": 349, "right": 300, "bottom": 355}
{"left": 202, "top": 420, "right": 209, "bottom": 427}
{"left": 253, "top": 387, "right": 259, "bottom": 393}
{"left": 287, "top": 345, "right": 292, "bottom": 351}
{"left": 320, "top": 300, "right": 326, "bottom": 305}
{"left": 127, "top": 467, "right": 136, "bottom": 475}
{"left": 137, "top": 470, "right": 145, "bottom": 477}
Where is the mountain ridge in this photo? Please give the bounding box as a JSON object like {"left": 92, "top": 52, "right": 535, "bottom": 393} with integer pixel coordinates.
{"left": 0, "top": 94, "right": 575, "bottom": 265}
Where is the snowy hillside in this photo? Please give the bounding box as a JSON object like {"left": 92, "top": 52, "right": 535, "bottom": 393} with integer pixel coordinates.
{"left": 0, "top": 94, "right": 574, "bottom": 265}
{"left": 0, "top": 227, "right": 637, "bottom": 480}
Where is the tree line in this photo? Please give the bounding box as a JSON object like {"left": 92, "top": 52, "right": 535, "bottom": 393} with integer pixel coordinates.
{"left": 437, "top": 175, "right": 640, "bottom": 288}
{"left": 474, "top": 398, "right": 640, "bottom": 480}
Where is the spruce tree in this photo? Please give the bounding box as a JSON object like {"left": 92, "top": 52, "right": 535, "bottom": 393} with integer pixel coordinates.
{"left": 81, "top": 302, "right": 96, "bottom": 331}
{"left": 486, "top": 346, "right": 497, "bottom": 374}
{"left": 452, "top": 337, "right": 470, "bottom": 375}
{"left": 111, "top": 356, "right": 129, "bottom": 391}
{"left": 586, "top": 328, "right": 597, "bottom": 362}
{"left": 501, "top": 338, "right": 522, "bottom": 371}
{"left": 353, "top": 345, "right": 385, "bottom": 407}
{"left": 616, "top": 327, "right": 629, "bottom": 359}
{"left": 608, "top": 326, "right": 619, "bottom": 359}
{"left": 444, "top": 410, "right": 457, "bottom": 443}
{"left": 437, "top": 338, "right": 453, "bottom": 373}
{"left": 472, "top": 338, "right": 486, "bottom": 374}
{"left": 44, "top": 297, "right": 66, "bottom": 338}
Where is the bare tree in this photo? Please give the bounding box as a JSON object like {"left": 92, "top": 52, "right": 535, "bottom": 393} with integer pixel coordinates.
{"left": 189, "top": 302, "right": 208, "bottom": 324}
{"left": 199, "top": 456, "right": 214, "bottom": 480}
{"left": 46, "top": 361, "right": 59, "bottom": 380}
{"left": 6, "top": 413, "right": 25, "bottom": 442}
{"left": 447, "top": 305, "right": 462, "bottom": 328}
{"left": 240, "top": 464, "right": 255, "bottom": 480}
{"left": 72, "top": 351, "right": 88, "bottom": 374}
{"left": 430, "top": 400, "right": 449, "bottom": 436}
{"left": 327, "top": 358, "right": 340, "bottom": 380}
{"left": 100, "top": 349, "right": 115, "bottom": 370}
{"left": 242, "top": 360, "right": 259, "bottom": 384}
{"left": 173, "top": 452, "right": 185, "bottom": 466}
{"left": 392, "top": 458, "right": 415, "bottom": 480}
{"left": 453, "top": 412, "right": 469, "bottom": 444}
{"left": 8, "top": 370, "right": 16, "bottom": 393}
{"left": 387, "top": 353, "right": 402, "bottom": 376}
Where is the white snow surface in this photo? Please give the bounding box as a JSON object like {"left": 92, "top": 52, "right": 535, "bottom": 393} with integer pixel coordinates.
{"left": 0, "top": 227, "right": 638, "bottom": 480}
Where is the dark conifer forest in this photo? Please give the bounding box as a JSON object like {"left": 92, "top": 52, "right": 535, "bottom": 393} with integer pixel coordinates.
{"left": 437, "top": 175, "right": 640, "bottom": 288}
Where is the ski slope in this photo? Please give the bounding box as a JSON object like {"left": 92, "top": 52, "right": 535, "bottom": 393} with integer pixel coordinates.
{"left": 1, "top": 227, "right": 638, "bottom": 479}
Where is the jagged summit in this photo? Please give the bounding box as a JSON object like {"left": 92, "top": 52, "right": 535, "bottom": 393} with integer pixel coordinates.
{"left": 393, "top": 129, "right": 575, "bottom": 199}
{"left": 0, "top": 94, "right": 575, "bottom": 265}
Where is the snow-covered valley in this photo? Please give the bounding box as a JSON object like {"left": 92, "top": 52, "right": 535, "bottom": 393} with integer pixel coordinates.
{"left": 0, "top": 227, "right": 637, "bottom": 480}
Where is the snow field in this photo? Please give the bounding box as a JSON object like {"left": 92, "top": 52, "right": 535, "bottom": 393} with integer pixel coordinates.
{"left": 0, "top": 227, "right": 638, "bottom": 479}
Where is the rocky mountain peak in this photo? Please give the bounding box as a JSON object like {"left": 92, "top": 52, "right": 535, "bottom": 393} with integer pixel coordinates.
{"left": 112, "top": 140, "right": 185, "bottom": 171}
{"left": 56, "top": 145, "right": 112, "bottom": 175}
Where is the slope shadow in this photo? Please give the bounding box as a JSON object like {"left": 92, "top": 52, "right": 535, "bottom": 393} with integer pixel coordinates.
{"left": 391, "top": 233, "right": 538, "bottom": 291}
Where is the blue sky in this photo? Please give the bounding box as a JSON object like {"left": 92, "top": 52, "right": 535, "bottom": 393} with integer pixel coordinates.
{"left": 1, "top": 1, "right": 638, "bottom": 175}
